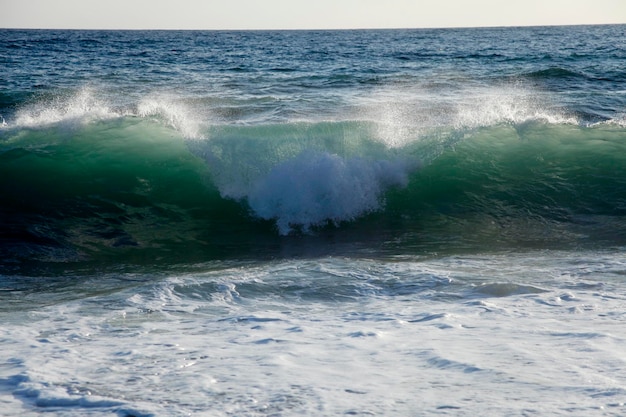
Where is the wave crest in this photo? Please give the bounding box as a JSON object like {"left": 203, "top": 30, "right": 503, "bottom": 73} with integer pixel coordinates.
{"left": 136, "top": 95, "right": 203, "bottom": 139}
{"left": 14, "top": 87, "right": 118, "bottom": 128}
{"left": 359, "top": 83, "right": 579, "bottom": 148}
{"left": 8, "top": 88, "right": 205, "bottom": 140}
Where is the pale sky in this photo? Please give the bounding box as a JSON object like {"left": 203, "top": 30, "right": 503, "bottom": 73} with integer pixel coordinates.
{"left": 1, "top": 0, "right": 625, "bottom": 30}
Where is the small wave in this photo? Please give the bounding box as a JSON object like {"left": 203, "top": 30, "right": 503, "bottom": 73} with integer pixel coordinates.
{"left": 524, "top": 67, "right": 588, "bottom": 80}
{"left": 593, "top": 113, "right": 626, "bottom": 128}
{"left": 472, "top": 283, "right": 547, "bottom": 298}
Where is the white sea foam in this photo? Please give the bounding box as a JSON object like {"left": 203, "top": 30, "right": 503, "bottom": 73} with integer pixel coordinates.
{"left": 2, "top": 252, "right": 626, "bottom": 416}
{"left": 453, "top": 86, "right": 579, "bottom": 128}
{"left": 10, "top": 88, "right": 206, "bottom": 140}
{"left": 14, "top": 87, "right": 119, "bottom": 128}
{"left": 136, "top": 95, "right": 204, "bottom": 139}
{"left": 360, "top": 83, "right": 579, "bottom": 148}
{"left": 246, "top": 151, "right": 416, "bottom": 234}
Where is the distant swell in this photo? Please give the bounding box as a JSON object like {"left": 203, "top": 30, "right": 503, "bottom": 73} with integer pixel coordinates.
{"left": 524, "top": 67, "right": 588, "bottom": 80}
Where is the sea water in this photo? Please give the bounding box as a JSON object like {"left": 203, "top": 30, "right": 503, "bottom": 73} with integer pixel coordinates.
{"left": 1, "top": 26, "right": 626, "bottom": 416}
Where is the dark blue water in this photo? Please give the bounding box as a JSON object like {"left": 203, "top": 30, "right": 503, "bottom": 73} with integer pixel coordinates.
{"left": 2, "top": 26, "right": 624, "bottom": 121}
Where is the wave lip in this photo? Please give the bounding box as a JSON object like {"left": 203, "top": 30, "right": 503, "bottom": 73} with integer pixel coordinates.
{"left": 5, "top": 88, "right": 207, "bottom": 141}
{"left": 357, "top": 83, "right": 581, "bottom": 151}
{"left": 136, "top": 95, "right": 204, "bottom": 140}
{"left": 453, "top": 88, "right": 579, "bottom": 128}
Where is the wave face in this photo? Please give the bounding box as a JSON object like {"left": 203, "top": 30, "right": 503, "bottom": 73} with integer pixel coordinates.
{"left": 1, "top": 26, "right": 625, "bottom": 273}
{"left": 2, "top": 111, "right": 625, "bottom": 273}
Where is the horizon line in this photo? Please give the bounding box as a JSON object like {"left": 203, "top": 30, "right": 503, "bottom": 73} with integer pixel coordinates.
{"left": 1, "top": 22, "right": 624, "bottom": 31}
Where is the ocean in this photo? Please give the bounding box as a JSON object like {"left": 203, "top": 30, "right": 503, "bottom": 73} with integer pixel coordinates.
{"left": 1, "top": 25, "right": 625, "bottom": 416}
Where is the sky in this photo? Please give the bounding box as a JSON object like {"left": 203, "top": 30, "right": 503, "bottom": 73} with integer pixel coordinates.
{"left": 1, "top": 0, "right": 625, "bottom": 30}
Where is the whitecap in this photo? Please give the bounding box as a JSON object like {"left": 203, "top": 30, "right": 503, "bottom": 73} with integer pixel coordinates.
{"left": 246, "top": 151, "right": 417, "bottom": 234}
{"left": 14, "top": 87, "right": 119, "bottom": 128}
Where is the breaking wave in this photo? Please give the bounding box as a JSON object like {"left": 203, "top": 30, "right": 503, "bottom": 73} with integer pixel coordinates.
{"left": 1, "top": 87, "right": 625, "bottom": 272}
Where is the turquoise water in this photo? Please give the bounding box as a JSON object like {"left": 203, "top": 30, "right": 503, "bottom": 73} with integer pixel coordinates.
{"left": 1, "top": 26, "right": 626, "bottom": 416}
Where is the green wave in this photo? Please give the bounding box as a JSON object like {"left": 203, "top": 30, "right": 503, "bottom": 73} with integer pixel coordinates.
{"left": 0, "top": 119, "right": 257, "bottom": 270}
{"left": 1, "top": 117, "right": 625, "bottom": 273}
{"left": 382, "top": 123, "right": 626, "bottom": 249}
